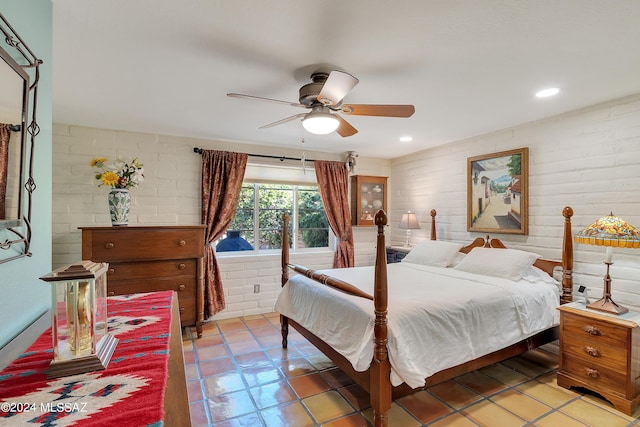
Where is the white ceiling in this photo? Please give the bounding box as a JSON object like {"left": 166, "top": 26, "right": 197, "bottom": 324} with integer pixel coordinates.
{"left": 52, "top": 0, "right": 640, "bottom": 159}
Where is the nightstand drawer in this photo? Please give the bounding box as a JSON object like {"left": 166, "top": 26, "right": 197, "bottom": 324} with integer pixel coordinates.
{"left": 562, "top": 352, "right": 627, "bottom": 394}
{"left": 562, "top": 311, "right": 628, "bottom": 347}
{"left": 561, "top": 334, "right": 626, "bottom": 371}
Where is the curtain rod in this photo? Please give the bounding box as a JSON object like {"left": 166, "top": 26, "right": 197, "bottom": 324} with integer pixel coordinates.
{"left": 193, "top": 147, "right": 317, "bottom": 163}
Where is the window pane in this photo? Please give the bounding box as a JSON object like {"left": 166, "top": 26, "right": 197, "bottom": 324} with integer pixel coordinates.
{"left": 298, "top": 187, "right": 329, "bottom": 248}
{"left": 298, "top": 229, "right": 328, "bottom": 248}
{"left": 258, "top": 184, "right": 293, "bottom": 249}
{"left": 229, "top": 187, "right": 255, "bottom": 233}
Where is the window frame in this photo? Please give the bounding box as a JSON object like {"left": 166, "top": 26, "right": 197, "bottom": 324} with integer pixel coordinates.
{"left": 216, "top": 181, "right": 335, "bottom": 256}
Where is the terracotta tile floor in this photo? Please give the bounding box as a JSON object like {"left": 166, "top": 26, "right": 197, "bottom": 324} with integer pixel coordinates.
{"left": 183, "top": 313, "right": 640, "bottom": 426}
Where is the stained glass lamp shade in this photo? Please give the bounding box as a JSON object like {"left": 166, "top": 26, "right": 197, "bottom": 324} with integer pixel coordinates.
{"left": 574, "top": 213, "right": 640, "bottom": 314}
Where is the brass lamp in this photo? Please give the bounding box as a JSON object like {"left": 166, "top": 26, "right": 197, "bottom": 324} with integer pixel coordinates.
{"left": 574, "top": 213, "right": 640, "bottom": 315}
{"left": 399, "top": 211, "right": 420, "bottom": 247}
{"left": 40, "top": 261, "right": 118, "bottom": 378}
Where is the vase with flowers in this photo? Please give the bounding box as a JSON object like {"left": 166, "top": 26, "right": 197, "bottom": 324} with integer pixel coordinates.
{"left": 91, "top": 157, "right": 144, "bottom": 226}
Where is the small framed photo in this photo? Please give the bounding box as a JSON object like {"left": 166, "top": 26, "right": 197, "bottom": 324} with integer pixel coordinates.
{"left": 467, "top": 147, "right": 528, "bottom": 235}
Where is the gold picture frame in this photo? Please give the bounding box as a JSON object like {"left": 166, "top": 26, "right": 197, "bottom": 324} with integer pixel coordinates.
{"left": 467, "top": 147, "right": 528, "bottom": 235}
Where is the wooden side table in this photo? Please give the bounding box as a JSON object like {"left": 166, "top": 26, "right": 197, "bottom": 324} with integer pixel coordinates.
{"left": 386, "top": 246, "right": 412, "bottom": 264}
{"left": 558, "top": 303, "right": 640, "bottom": 415}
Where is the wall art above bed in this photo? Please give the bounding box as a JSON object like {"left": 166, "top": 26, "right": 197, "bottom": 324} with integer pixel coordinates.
{"left": 467, "top": 147, "right": 528, "bottom": 235}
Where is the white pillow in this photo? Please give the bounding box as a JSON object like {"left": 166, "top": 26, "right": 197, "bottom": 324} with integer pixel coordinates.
{"left": 520, "top": 265, "right": 560, "bottom": 287}
{"left": 401, "top": 240, "right": 464, "bottom": 268}
{"left": 453, "top": 247, "right": 540, "bottom": 281}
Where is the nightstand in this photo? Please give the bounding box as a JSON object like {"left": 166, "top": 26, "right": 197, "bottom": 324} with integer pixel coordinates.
{"left": 386, "top": 246, "right": 412, "bottom": 264}
{"left": 557, "top": 303, "right": 640, "bottom": 415}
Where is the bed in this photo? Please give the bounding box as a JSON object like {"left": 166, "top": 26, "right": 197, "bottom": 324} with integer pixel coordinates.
{"left": 276, "top": 207, "right": 575, "bottom": 427}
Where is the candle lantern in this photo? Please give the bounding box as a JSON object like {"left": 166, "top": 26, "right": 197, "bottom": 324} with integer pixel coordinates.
{"left": 40, "top": 261, "right": 118, "bottom": 378}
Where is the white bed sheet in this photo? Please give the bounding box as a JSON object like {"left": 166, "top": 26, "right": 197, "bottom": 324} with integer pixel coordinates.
{"left": 274, "top": 262, "right": 560, "bottom": 388}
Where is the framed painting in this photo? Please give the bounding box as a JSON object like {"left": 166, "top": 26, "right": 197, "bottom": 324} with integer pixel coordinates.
{"left": 467, "top": 147, "right": 528, "bottom": 235}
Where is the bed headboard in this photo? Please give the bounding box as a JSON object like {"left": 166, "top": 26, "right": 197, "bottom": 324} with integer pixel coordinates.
{"left": 429, "top": 207, "right": 574, "bottom": 304}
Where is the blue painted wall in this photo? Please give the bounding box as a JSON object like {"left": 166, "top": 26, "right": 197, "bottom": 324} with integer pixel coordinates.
{"left": 0, "top": 1, "right": 52, "bottom": 348}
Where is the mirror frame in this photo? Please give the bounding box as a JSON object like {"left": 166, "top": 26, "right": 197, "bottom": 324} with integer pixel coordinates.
{"left": 0, "top": 13, "right": 42, "bottom": 264}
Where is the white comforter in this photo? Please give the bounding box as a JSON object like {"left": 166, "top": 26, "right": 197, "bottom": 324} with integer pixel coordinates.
{"left": 274, "top": 262, "right": 559, "bottom": 388}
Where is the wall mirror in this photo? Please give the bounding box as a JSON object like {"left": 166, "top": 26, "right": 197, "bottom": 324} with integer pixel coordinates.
{"left": 0, "top": 13, "right": 41, "bottom": 263}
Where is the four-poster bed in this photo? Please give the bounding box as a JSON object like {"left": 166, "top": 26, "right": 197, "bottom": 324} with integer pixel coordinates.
{"left": 277, "top": 207, "right": 574, "bottom": 427}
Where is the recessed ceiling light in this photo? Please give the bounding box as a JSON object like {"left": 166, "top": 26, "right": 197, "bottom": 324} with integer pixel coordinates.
{"left": 536, "top": 88, "right": 560, "bottom": 98}
{"left": 400, "top": 136, "right": 413, "bottom": 142}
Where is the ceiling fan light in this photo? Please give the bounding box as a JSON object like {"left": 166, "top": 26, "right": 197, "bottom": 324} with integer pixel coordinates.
{"left": 302, "top": 112, "right": 339, "bottom": 135}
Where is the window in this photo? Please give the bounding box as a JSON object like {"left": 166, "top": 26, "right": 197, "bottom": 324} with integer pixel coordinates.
{"left": 217, "top": 181, "right": 332, "bottom": 253}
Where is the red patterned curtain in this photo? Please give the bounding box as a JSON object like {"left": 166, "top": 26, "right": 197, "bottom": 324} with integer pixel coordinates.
{"left": 314, "top": 160, "right": 354, "bottom": 268}
{"left": 201, "top": 150, "right": 248, "bottom": 317}
{"left": 0, "top": 124, "right": 11, "bottom": 220}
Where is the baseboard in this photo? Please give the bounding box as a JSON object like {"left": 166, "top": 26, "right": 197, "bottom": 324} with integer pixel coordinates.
{"left": 0, "top": 310, "right": 51, "bottom": 370}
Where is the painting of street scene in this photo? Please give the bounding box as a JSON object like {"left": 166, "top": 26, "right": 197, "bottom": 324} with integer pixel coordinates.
{"left": 467, "top": 148, "right": 528, "bottom": 235}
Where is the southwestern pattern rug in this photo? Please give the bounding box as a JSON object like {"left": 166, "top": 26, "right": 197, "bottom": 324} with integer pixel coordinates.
{"left": 0, "top": 290, "right": 174, "bottom": 427}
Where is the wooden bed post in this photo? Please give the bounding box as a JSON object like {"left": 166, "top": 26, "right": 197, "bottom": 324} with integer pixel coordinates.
{"left": 281, "top": 212, "right": 290, "bottom": 349}
{"left": 561, "top": 206, "right": 574, "bottom": 304}
{"left": 430, "top": 209, "right": 437, "bottom": 240}
{"left": 371, "top": 210, "right": 391, "bottom": 427}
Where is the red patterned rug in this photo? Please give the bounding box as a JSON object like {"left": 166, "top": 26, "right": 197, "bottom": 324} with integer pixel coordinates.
{"left": 0, "top": 291, "right": 174, "bottom": 427}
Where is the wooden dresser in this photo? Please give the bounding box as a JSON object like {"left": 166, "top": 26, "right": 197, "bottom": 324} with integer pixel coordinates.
{"left": 80, "top": 225, "right": 206, "bottom": 338}
{"left": 558, "top": 304, "right": 640, "bottom": 415}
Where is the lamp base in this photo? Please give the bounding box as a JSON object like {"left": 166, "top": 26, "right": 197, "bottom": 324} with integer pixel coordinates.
{"left": 587, "top": 296, "right": 629, "bottom": 315}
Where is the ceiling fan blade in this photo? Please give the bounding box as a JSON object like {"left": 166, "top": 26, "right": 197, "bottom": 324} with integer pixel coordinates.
{"left": 340, "top": 104, "right": 415, "bottom": 118}
{"left": 317, "top": 71, "right": 359, "bottom": 106}
{"left": 259, "top": 113, "right": 307, "bottom": 129}
{"left": 335, "top": 115, "right": 358, "bottom": 137}
{"left": 227, "top": 93, "right": 305, "bottom": 108}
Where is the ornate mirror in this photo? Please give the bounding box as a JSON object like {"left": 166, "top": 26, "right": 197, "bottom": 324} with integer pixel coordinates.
{"left": 0, "top": 13, "right": 41, "bottom": 263}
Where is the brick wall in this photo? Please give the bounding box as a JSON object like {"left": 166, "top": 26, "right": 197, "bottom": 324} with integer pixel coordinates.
{"left": 389, "top": 94, "right": 640, "bottom": 310}
{"left": 52, "top": 93, "right": 640, "bottom": 317}
{"left": 51, "top": 125, "right": 390, "bottom": 319}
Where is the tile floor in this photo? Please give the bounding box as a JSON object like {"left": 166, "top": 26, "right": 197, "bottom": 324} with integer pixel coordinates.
{"left": 183, "top": 313, "right": 640, "bottom": 426}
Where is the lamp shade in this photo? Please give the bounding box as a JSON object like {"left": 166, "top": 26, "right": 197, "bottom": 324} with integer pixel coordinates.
{"left": 399, "top": 212, "right": 420, "bottom": 230}
{"left": 574, "top": 213, "right": 640, "bottom": 248}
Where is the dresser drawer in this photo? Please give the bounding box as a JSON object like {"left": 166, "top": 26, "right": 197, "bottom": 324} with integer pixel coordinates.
{"left": 562, "top": 334, "right": 627, "bottom": 371}
{"left": 107, "top": 277, "right": 196, "bottom": 297}
{"left": 106, "top": 260, "right": 197, "bottom": 280}
{"left": 562, "top": 311, "right": 628, "bottom": 347}
{"left": 107, "top": 279, "right": 196, "bottom": 325}
{"left": 82, "top": 228, "right": 204, "bottom": 262}
{"left": 562, "top": 352, "right": 627, "bottom": 394}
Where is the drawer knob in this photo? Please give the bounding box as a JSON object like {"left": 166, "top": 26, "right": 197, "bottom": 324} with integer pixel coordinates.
{"left": 108, "top": 268, "right": 115, "bottom": 274}
{"left": 179, "top": 307, "right": 185, "bottom": 313}
{"left": 583, "top": 325, "right": 602, "bottom": 336}
{"left": 585, "top": 368, "right": 600, "bottom": 379}
{"left": 178, "top": 263, "right": 186, "bottom": 270}
{"left": 178, "top": 240, "right": 186, "bottom": 247}
{"left": 178, "top": 284, "right": 186, "bottom": 291}
{"left": 105, "top": 242, "right": 115, "bottom": 249}
{"left": 584, "top": 346, "right": 602, "bottom": 358}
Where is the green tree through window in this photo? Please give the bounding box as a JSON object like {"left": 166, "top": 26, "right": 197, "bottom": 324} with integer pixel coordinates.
{"left": 220, "top": 182, "right": 331, "bottom": 252}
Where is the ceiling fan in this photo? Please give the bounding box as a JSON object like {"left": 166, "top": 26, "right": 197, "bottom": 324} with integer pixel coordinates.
{"left": 227, "top": 70, "right": 415, "bottom": 137}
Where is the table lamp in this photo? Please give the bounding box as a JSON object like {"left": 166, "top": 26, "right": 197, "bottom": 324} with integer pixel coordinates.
{"left": 574, "top": 213, "right": 640, "bottom": 315}
{"left": 40, "top": 261, "right": 118, "bottom": 378}
{"left": 399, "top": 211, "right": 420, "bottom": 247}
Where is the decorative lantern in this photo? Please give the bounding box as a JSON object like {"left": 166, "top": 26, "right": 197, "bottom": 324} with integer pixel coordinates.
{"left": 40, "top": 261, "right": 118, "bottom": 378}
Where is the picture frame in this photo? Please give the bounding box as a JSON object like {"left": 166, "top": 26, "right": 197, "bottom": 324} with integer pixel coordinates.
{"left": 467, "top": 147, "right": 528, "bottom": 235}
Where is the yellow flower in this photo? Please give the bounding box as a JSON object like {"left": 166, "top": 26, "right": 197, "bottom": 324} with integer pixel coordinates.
{"left": 90, "top": 157, "right": 108, "bottom": 167}
{"left": 101, "top": 171, "right": 120, "bottom": 187}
